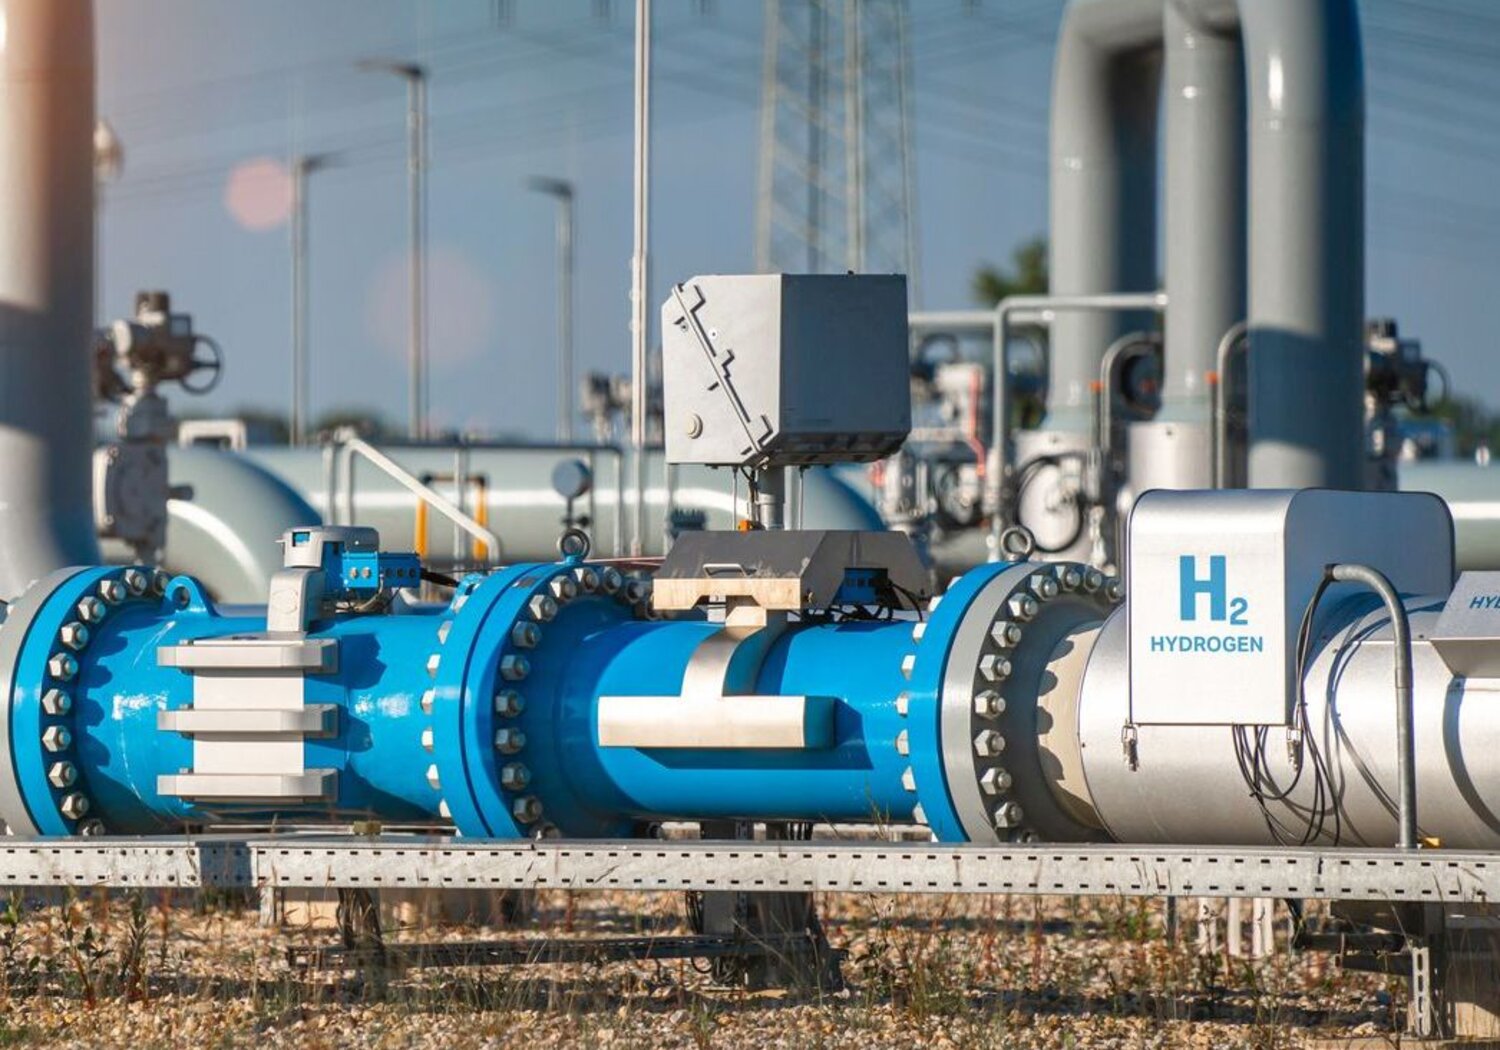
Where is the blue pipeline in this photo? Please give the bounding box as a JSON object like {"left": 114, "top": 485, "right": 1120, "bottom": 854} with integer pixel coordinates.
{"left": 548, "top": 618, "right": 918, "bottom": 828}
{"left": 10, "top": 560, "right": 981, "bottom": 841}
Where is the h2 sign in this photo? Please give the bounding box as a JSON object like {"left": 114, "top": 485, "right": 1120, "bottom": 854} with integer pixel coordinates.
{"left": 1128, "top": 489, "right": 1454, "bottom": 727}
{"left": 1178, "top": 555, "right": 1250, "bottom": 626}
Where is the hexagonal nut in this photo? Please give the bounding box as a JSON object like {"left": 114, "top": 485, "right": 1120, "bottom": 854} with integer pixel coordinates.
{"left": 420, "top": 728, "right": 434, "bottom": 752}
{"left": 512, "top": 796, "right": 544, "bottom": 824}
{"left": 978, "top": 654, "right": 1012, "bottom": 683}
{"left": 990, "top": 621, "right": 1023, "bottom": 648}
{"left": 895, "top": 691, "right": 910, "bottom": 716}
{"left": 420, "top": 689, "right": 436, "bottom": 714}
{"left": 494, "top": 728, "right": 527, "bottom": 754}
{"left": 59, "top": 793, "right": 89, "bottom": 820}
{"left": 973, "top": 729, "right": 1006, "bottom": 757}
{"left": 927, "top": 594, "right": 943, "bottom": 614}
{"left": 528, "top": 594, "right": 558, "bottom": 623}
{"left": 1105, "top": 578, "right": 1126, "bottom": 603}
{"left": 77, "top": 819, "right": 105, "bottom": 837}
{"left": 438, "top": 798, "right": 453, "bottom": 820}
{"left": 500, "top": 654, "right": 530, "bottom": 681}
{"left": 98, "top": 579, "right": 125, "bottom": 605}
{"left": 493, "top": 691, "right": 524, "bottom": 719}
{"left": 574, "top": 567, "right": 600, "bottom": 593}
{"left": 41, "top": 688, "right": 72, "bottom": 716}
{"left": 500, "top": 762, "right": 531, "bottom": 790}
{"left": 1028, "top": 573, "right": 1059, "bottom": 601}
{"left": 47, "top": 653, "right": 78, "bottom": 682}
{"left": 549, "top": 575, "right": 579, "bottom": 602}
{"left": 436, "top": 621, "right": 452, "bottom": 645}
{"left": 900, "top": 653, "right": 917, "bottom": 680}
{"left": 76, "top": 597, "right": 106, "bottom": 625}
{"left": 425, "top": 764, "right": 442, "bottom": 791}
{"left": 122, "top": 569, "right": 148, "bottom": 596}
{"left": 911, "top": 621, "right": 927, "bottom": 643}
{"left": 1055, "top": 565, "right": 1083, "bottom": 592}
{"left": 600, "top": 567, "right": 624, "bottom": 595}
{"left": 41, "top": 726, "right": 72, "bottom": 753}
{"left": 511, "top": 621, "right": 541, "bottom": 649}
{"left": 59, "top": 622, "right": 89, "bottom": 652}
{"left": 47, "top": 761, "right": 77, "bottom": 789}
{"left": 979, "top": 767, "right": 1013, "bottom": 796}
{"left": 533, "top": 822, "right": 561, "bottom": 840}
{"left": 425, "top": 652, "right": 442, "bottom": 677}
{"left": 895, "top": 729, "right": 910, "bottom": 756}
{"left": 900, "top": 767, "right": 917, "bottom": 792}
{"left": 1006, "top": 594, "right": 1038, "bottom": 622}
{"left": 994, "top": 801, "right": 1024, "bottom": 829}
{"left": 623, "top": 578, "right": 650, "bottom": 604}
{"left": 1082, "top": 568, "right": 1105, "bottom": 593}
{"left": 973, "top": 690, "right": 1006, "bottom": 719}
{"left": 152, "top": 570, "right": 171, "bottom": 595}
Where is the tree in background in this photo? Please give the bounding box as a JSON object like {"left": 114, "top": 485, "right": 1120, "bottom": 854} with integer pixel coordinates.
{"left": 972, "top": 236, "right": 1047, "bottom": 306}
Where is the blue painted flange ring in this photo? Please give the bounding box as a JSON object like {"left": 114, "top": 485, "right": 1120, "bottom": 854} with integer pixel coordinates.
{"left": 902, "top": 562, "right": 1016, "bottom": 843}
{"left": 427, "top": 565, "right": 534, "bottom": 837}
{"left": 7, "top": 566, "right": 162, "bottom": 835}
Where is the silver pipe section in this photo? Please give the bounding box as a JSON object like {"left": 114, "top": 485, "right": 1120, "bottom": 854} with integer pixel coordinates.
{"left": 1239, "top": 0, "right": 1365, "bottom": 489}
{"left": 1048, "top": 0, "right": 1161, "bottom": 434}
{"left": 1160, "top": 0, "right": 1244, "bottom": 427}
{"left": 1068, "top": 598, "right": 1494, "bottom": 848}
{"left": 0, "top": 0, "right": 100, "bottom": 597}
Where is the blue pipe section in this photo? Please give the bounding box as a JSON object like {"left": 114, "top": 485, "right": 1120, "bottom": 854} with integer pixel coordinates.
{"left": 4, "top": 556, "right": 985, "bottom": 841}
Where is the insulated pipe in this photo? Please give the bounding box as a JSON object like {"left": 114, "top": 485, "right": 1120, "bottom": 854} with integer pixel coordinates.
{"left": 1237, "top": 0, "right": 1365, "bottom": 488}
{"left": 1047, "top": 0, "right": 1161, "bottom": 435}
{"left": 1161, "top": 0, "right": 1244, "bottom": 425}
{"left": 0, "top": 0, "right": 100, "bottom": 597}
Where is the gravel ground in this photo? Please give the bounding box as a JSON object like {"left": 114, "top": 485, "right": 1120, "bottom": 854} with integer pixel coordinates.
{"left": 0, "top": 889, "right": 1398, "bottom": 1049}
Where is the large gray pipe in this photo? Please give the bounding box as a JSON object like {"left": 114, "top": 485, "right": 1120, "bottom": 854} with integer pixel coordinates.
{"left": 0, "top": 0, "right": 99, "bottom": 597}
{"left": 1127, "top": 0, "right": 1246, "bottom": 494}
{"left": 1047, "top": 0, "right": 1161, "bottom": 434}
{"left": 1159, "top": 1, "right": 1243, "bottom": 427}
{"left": 1239, "top": 0, "right": 1365, "bottom": 489}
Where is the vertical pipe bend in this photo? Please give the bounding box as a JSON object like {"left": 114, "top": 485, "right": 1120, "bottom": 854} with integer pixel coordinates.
{"left": 1048, "top": 0, "right": 1162, "bottom": 435}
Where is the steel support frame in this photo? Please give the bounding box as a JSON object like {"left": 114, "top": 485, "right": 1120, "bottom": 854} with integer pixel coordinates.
{"left": 2, "top": 837, "right": 1498, "bottom": 905}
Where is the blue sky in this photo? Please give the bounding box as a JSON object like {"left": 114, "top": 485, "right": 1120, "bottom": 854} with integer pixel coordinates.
{"left": 97, "top": 0, "right": 1500, "bottom": 438}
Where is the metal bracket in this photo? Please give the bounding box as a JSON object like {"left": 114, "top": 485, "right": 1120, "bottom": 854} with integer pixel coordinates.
{"left": 157, "top": 704, "right": 337, "bottom": 738}
{"left": 1121, "top": 722, "right": 1140, "bottom": 771}
{"left": 155, "top": 771, "right": 336, "bottom": 802}
{"left": 158, "top": 636, "right": 338, "bottom": 673}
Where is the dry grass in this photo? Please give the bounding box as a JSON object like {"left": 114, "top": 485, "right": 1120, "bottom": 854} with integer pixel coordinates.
{"left": 0, "top": 887, "right": 1397, "bottom": 1049}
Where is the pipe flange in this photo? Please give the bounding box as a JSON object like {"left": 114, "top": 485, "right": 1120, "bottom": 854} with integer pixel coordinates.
{"left": 0, "top": 566, "right": 162, "bottom": 835}
{"left": 937, "top": 561, "right": 1115, "bottom": 844}
{"left": 428, "top": 562, "right": 636, "bottom": 839}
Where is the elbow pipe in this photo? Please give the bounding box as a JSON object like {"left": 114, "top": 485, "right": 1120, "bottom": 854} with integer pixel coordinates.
{"left": 1326, "top": 564, "right": 1417, "bottom": 850}
{"left": 1048, "top": 0, "right": 1162, "bottom": 433}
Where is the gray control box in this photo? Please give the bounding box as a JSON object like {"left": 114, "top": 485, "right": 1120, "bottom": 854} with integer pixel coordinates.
{"left": 661, "top": 274, "right": 911, "bottom": 468}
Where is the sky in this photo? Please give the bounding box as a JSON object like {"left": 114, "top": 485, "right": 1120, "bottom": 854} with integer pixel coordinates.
{"left": 96, "top": 0, "right": 1500, "bottom": 441}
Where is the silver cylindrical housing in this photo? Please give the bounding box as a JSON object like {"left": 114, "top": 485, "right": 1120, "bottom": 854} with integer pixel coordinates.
{"left": 1069, "top": 597, "right": 1500, "bottom": 849}
{"left": 0, "top": 0, "right": 100, "bottom": 596}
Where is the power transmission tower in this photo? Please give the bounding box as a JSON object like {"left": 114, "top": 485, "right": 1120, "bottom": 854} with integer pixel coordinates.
{"left": 755, "top": 0, "right": 919, "bottom": 302}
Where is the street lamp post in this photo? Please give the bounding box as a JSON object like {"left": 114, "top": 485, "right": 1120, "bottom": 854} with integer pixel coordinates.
{"left": 290, "top": 153, "right": 333, "bottom": 446}
{"left": 357, "top": 59, "right": 428, "bottom": 440}
{"left": 527, "top": 177, "right": 576, "bottom": 444}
